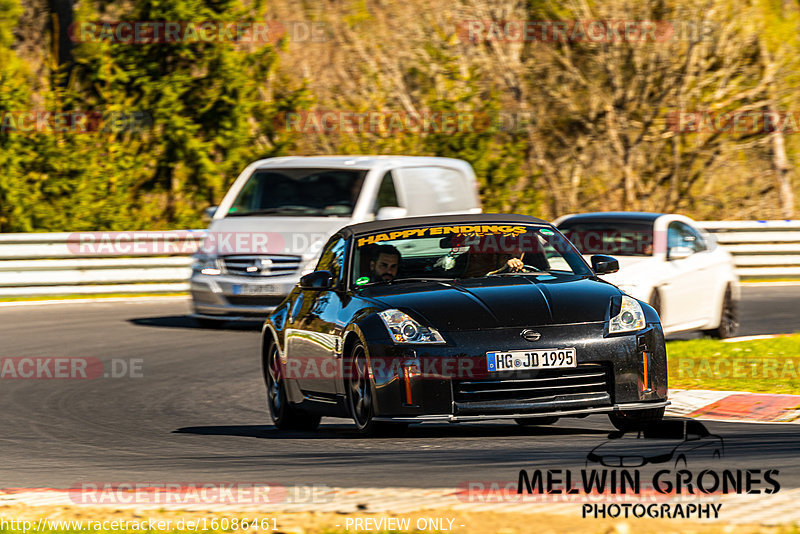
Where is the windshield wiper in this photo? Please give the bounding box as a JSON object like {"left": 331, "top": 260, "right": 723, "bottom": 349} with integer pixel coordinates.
{"left": 357, "top": 277, "right": 453, "bottom": 287}
{"left": 488, "top": 270, "right": 550, "bottom": 276}
{"left": 391, "top": 277, "right": 453, "bottom": 283}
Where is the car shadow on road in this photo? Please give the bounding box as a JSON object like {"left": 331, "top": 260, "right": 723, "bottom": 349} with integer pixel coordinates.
{"left": 129, "top": 316, "right": 262, "bottom": 331}
{"left": 173, "top": 423, "right": 610, "bottom": 440}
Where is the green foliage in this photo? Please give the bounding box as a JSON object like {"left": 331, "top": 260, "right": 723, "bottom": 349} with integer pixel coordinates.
{"left": 0, "top": 0, "right": 21, "bottom": 47}
{"left": 1, "top": 0, "right": 799, "bottom": 230}
{"left": 1, "top": 0, "right": 308, "bottom": 231}
{"left": 0, "top": 0, "right": 36, "bottom": 231}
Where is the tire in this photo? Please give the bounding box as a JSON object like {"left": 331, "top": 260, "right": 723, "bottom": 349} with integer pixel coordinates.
{"left": 346, "top": 342, "right": 408, "bottom": 436}
{"left": 515, "top": 416, "right": 559, "bottom": 426}
{"left": 263, "top": 340, "right": 321, "bottom": 431}
{"left": 608, "top": 407, "right": 664, "bottom": 432}
{"left": 704, "top": 286, "right": 738, "bottom": 339}
{"left": 649, "top": 290, "right": 662, "bottom": 319}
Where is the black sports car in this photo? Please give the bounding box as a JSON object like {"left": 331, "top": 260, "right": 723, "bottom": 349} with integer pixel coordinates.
{"left": 261, "top": 214, "right": 668, "bottom": 434}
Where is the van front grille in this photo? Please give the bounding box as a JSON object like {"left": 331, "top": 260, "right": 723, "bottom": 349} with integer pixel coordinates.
{"left": 222, "top": 255, "right": 302, "bottom": 277}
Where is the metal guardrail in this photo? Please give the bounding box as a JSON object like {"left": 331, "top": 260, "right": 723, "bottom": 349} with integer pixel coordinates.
{"left": 0, "top": 232, "right": 203, "bottom": 296}
{"left": 0, "top": 221, "right": 798, "bottom": 297}
{"left": 698, "top": 220, "right": 800, "bottom": 279}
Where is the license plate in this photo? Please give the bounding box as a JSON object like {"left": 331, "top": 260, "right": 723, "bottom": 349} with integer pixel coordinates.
{"left": 232, "top": 284, "right": 280, "bottom": 296}
{"left": 486, "top": 348, "right": 577, "bottom": 372}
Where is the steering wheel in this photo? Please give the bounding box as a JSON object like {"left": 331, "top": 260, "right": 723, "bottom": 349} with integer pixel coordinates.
{"left": 492, "top": 263, "right": 542, "bottom": 274}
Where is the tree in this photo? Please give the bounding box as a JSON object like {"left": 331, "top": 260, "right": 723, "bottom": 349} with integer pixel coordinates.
{"left": 65, "top": 0, "right": 308, "bottom": 229}
{"left": 0, "top": 0, "right": 37, "bottom": 231}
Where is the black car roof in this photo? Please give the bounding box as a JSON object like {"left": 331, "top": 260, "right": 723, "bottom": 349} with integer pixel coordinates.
{"left": 557, "top": 212, "right": 663, "bottom": 225}
{"left": 340, "top": 213, "right": 550, "bottom": 237}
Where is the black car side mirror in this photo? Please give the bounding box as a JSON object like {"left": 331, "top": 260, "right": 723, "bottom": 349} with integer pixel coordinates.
{"left": 299, "top": 270, "right": 335, "bottom": 290}
{"left": 591, "top": 255, "right": 619, "bottom": 274}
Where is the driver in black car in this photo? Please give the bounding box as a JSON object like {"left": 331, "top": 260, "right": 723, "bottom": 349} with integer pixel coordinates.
{"left": 367, "top": 244, "right": 401, "bottom": 283}
{"left": 492, "top": 255, "right": 525, "bottom": 274}
{"left": 461, "top": 235, "right": 534, "bottom": 277}
{"left": 488, "top": 251, "right": 548, "bottom": 275}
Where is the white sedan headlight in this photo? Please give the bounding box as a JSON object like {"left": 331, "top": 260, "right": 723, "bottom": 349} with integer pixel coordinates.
{"left": 378, "top": 309, "right": 446, "bottom": 344}
{"left": 609, "top": 295, "right": 646, "bottom": 333}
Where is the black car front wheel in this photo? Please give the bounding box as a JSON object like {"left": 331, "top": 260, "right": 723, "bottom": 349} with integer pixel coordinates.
{"left": 346, "top": 342, "right": 407, "bottom": 436}
{"left": 608, "top": 406, "right": 664, "bottom": 431}
{"left": 264, "top": 340, "right": 320, "bottom": 431}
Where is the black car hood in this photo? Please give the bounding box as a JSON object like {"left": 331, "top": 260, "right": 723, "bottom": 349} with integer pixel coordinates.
{"left": 360, "top": 275, "right": 619, "bottom": 330}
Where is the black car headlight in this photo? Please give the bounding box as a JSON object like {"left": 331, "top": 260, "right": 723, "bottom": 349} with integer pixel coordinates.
{"left": 378, "top": 309, "right": 445, "bottom": 344}
{"left": 609, "top": 295, "right": 646, "bottom": 333}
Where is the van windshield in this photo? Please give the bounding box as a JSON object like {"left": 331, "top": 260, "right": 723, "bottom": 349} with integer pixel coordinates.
{"left": 227, "top": 168, "right": 368, "bottom": 217}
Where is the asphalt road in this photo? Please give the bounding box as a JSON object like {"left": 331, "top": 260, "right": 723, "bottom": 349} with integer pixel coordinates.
{"left": 736, "top": 284, "right": 800, "bottom": 336}
{"left": 0, "top": 285, "right": 797, "bottom": 490}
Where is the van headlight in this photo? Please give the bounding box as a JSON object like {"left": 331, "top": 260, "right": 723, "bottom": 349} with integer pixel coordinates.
{"left": 193, "top": 254, "right": 221, "bottom": 276}
{"left": 609, "top": 295, "right": 646, "bottom": 333}
{"left": 378, "top": 310, "right": 446, "bottom": 344}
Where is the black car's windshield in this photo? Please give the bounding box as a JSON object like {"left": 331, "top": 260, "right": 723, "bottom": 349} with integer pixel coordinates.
{"left": 227, "top": 168, "right": 368, "bottom": 217}
{"left": 558, "top": 221, "right": 654, "bottom": 257}
{"left": 351, "top": 223, "right": 592, "bottom": 287}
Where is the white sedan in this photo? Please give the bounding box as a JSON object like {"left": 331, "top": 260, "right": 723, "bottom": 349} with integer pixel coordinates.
{"left": 555, "top": 212, "right": 739, "bottom": 338}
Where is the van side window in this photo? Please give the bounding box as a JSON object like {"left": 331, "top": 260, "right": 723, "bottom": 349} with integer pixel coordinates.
{"left": 373, "top": 171, "right": 400, "bottom": 213}
{"left": 393, "top": 167, "right": 474, "bottom": 215}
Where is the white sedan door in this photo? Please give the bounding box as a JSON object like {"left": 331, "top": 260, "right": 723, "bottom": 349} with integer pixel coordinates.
{"left": 660, "top": 220, "right": 718, "bottom": 329}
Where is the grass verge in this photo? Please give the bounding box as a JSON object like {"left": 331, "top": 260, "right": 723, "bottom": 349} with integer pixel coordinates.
{"left": 667, "top": 334, "right": 800, "bottom": 394}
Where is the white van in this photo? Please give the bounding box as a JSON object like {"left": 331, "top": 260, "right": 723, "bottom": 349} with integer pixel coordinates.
{"left": 190, "top": 155, "right": 482, "bottom": 324}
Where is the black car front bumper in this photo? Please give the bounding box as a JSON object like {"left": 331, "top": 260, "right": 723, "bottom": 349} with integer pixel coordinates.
{"left": 361, "top": 320, "right": 668, "bottom": 421}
